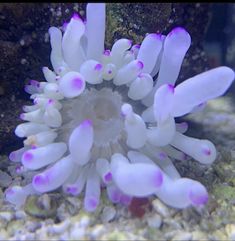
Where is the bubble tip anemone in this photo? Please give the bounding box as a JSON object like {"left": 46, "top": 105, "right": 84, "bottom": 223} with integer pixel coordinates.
{"left": 5, "top": 2, "right": 234, "bottom": 213}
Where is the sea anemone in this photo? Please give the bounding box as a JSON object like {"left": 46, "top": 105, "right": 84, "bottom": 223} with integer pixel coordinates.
{"left": 5, "top": 3, "right": 234, "bottom": 212}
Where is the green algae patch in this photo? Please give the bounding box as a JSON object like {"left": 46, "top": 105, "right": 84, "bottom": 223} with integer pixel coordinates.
{"left": 103, "top": 231, "right": 128, "bottom": 241}
{"left": 212, "top": 184, "right": 235, "bottom": 201}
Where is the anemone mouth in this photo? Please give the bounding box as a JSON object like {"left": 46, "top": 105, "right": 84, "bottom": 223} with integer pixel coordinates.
{"left": 59, "top": 87, "right": 125, "bottom": 148}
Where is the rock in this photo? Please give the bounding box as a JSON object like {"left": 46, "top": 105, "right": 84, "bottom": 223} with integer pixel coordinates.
{"left": 0, "top": 170, "right": 12, "bottom": 187}
{"left": 15, "top": 210, "right": 27, "bottom": 219}
{"left": 231, "top": 150, "right": 235, "bottom": 160}
{"left": 18, "top": 233, "right": 36, "bottom": 240}
{"left": 103, "top": 231, "right": 128, "bottom": 241}
{"left": 152, "top": 199, "right": 171, "bottom": 218}
{"left": 164, "top": 218, "right": 182, "bottom": 230}
{"left": 101, "top": 206, "right": 116, "bottom": 223}
{"left": 59, "top": 231, "right": 69, "bottom": 240}
{"left": 182, "top": 207, "right": 202, "bottom": 223}
{"left": 79, "top": 215, "right": 91, "bottom": 228}
{"left": 56, "top": 203, "right": 70, "bottom": 221}
{"left": 147, "top": 214, "right": 162, "bottom": 229}
{"left": 90, "top": 224, "right": 105, "bottom": 239}
{"left": 69, "top": 225, "right": 85, "bottom": 240}
{"left": 0, "top": 211, "right": 13, "bottom": 222}
{"left": 25, "top": 220, "right": 42, "bottom": 233}
{"left": 24, "top": 194, "right": 58, "bottom": 219}
{"left": 47, "top": 219, "right": 70, "bottom": 234}
{"left": 6, "top": 219, "right": 25, "bottom": 237}
{"left": 225, "top": 224, "right": 235, "bottom": 241}
{"left": 105, "top": 3, "right": 172, "bottom": 47}
{"left": 0, "top": 229, "right": 8, "bottom": 240}
{"left": 213, "top": 229, "right": 228, "bottom": 240}
{"left": 63, "top": 196, "right": 81, "bottom": 216}
{"left": 164, "top": 230, "right": 179, "bottom": 240}
{"left": 192, "top": 230, "right": 208, "bottom": 240}
{"left": 35, "top": 226, "right": 50, "bottom": 240}
{"left": 172, "top": 231, "right": 192, "bottom": 241}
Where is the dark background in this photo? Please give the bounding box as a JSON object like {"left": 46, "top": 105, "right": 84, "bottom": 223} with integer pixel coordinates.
{"left": 204, "top": 3, "right": 235, "bottom": 69}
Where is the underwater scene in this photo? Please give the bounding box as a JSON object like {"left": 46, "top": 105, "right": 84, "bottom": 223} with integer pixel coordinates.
{"left": 0, "top": 3, "right": 235, "bottom": 240}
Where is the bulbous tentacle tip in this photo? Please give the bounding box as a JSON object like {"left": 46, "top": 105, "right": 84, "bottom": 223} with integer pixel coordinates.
{"left": 148, "top": 33, "right": 158, "bottom": 38}
{"left": 167, "top": 84, "right": 175, "bottom": 93}
{"left": 29, "top": 80, "right": 40, "bottom": 87}
{"left": 189, "top": 183, "right": 209, "bottom": 206}
{"left": 48, "top": 26, "right": 56, "bottom": 35}
{"left": 132, "top": 44, "right": 140, "bottom": 49}
{"left": 202, "top": 148, "right": 211, "bottom": 156}
{"left": 169, "top": 26, "right": 189, "bottom": 36}
{"left": 65, "top": 185, "right": 79, "bottom": 196}
{"left": 158, "top": 152, "right": 168, "bottom": 160}
{"left": 19, "top": 113, "right": 25, "bottom": 120}
{"left": 107, "top": 185, "right": 122, "bottom": 204}
{"left": 5, "top": 187, "right": 21, "bottom": 206}
{"left": 59, "top": 72, "right": 86, "bottom": 98}
{"left": 72, "top": 77, "right": 84, "bottom": 90}
{"left": 137, "top": 60, "right": 144, "bottom": 70}
{"left": 80, "top": 60, "right": 103, "bottom": 84}
{"left": 104, "top": 172, "right": 112, "bottom": 182}
{"left": 15, "top": 165, "right": 25, "bottom": 174}
{"left": 103, "top": 49, "right": 111, "bottom": 56}
{"left": 62, "top": 22, "right": 68, "bottom": 32}
{"left": 47, "top": 99, "right": 54, "bottom": 105}
{"left": 42, "top": 66, "right": 47, "bottom": 72}
{"left": 94, "top": 63, "right": 103, "bottom": 71}
{"left": 199, "top": 140, "right": 217, "bottom": 164}
{"left": 33, "top": 174, "right": 49, "bottom": 187}
{"left": 154, "top": 170, "right": 164, "bottom": 188}
{"left": 128, "top": 39, "right": 133, "bottom": 46}
{"left": 72, "top": 13, "right": 82, "bottom": 21}
{"left": 84, "top": 197, "right": 98, "bottom": 212}
{"left": 22, "top": 151, "right": 33, "bottom": 162}
{"left": 81, "top": 119, "right": 93, "bottom": 127}
{"left": 121, "top": 103, "right": 133, "bottom": 117}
